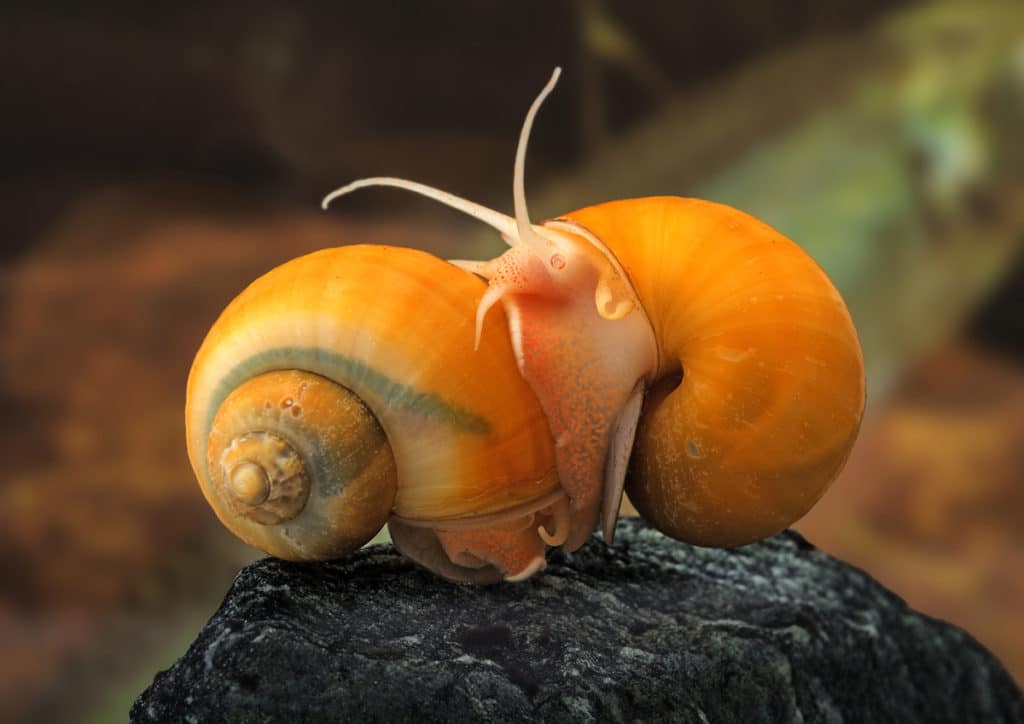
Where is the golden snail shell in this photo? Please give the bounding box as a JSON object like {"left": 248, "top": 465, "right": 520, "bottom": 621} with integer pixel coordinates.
{"left": 187, "top": 245, "right": 567, "bottom": 583}
{"left": 323, "top": 68, "right": 866, "bottom": 557}
{"left": 562, "top": 197, "right": 865, "bottom": 547}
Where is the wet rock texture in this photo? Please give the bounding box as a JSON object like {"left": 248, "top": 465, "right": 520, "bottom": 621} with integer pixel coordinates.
{"left": 132, "top": 519, "right": 1023, "bottom": 723}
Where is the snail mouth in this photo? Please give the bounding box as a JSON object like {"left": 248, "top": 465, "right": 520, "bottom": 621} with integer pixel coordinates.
{"left": 388, "top": 487, "right": 572, "bottom": 584}
{"left": 389, "top": 487, "right": 573, "bottom": 581}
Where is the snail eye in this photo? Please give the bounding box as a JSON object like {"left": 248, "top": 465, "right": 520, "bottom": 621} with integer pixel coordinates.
{"left": 550, "top": 253, "right": 566, "bottom": 270}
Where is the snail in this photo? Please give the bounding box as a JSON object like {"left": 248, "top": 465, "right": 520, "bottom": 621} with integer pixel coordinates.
{"left": 187, "top": 245, "right": 570, "bottom": 583}
{"left": 187, "top": 68, "right": 865, "bottom": 583}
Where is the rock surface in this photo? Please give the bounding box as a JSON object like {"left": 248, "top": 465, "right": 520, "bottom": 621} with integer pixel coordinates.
{"left": 132, "top": 519, "right": 1023, "bottom": 723}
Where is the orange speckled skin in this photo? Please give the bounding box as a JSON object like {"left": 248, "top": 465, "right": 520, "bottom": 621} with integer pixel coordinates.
{"left": 563, "top": 197, "right": 866, "bottom": 547}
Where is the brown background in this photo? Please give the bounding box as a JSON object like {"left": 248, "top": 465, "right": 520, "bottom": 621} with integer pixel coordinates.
{"left": 1, "top": 2, "right": 1022, "bottom": 721}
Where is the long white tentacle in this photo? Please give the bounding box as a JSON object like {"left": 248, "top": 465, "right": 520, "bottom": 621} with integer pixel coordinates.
{"left": 322, "top": 177, "right": 518, "bottom": 239}
{"left": 322, "top": 66, "right": 563, "bottom": 259}
{"left": 513, "top": 67, "right": 561, "bottom": 254}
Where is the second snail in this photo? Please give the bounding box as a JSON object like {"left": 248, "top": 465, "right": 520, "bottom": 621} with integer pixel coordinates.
{"left": 186, "top": 68, "right": 865, "bottom": 583}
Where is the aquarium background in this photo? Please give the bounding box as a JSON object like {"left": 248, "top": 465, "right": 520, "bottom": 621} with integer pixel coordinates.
{"left": 1, "top": 2, "right": 1022, "bottom": 721}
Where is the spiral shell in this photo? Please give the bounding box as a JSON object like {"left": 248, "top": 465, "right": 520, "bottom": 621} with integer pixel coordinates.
{"left": 203, "top": 368, "right": 396, "bottom": 558}
{"left": 187, "top": 245, "right": 563, "bottom": 581}
{"left": 561, "top": 197, "right": 865, "bottom": 546}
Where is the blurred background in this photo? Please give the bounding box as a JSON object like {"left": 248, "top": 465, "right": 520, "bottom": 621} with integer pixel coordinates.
{"left": 1, "top": 1, "right": 1022, "bottom": 720}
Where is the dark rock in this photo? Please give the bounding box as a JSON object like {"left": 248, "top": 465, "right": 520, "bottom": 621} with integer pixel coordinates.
{"left": 131, "top": 519, "right": 1023, "bottom": 723}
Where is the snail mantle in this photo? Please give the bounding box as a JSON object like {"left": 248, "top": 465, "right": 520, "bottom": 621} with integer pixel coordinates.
{"left": 132, "top": 519, "right": 1022, "bottom": 723}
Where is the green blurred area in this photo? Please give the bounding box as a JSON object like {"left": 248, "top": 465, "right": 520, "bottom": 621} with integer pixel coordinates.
{"left": 0, "top": 2, "right": 1022, "bottom": 721}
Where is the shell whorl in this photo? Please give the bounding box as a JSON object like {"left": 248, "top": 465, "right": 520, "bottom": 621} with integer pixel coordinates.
{"left": 220, "top": 433, "right": 308, "bottom": 523}
{"left": 203, "top": 369, "right": 397, "bottom": 560}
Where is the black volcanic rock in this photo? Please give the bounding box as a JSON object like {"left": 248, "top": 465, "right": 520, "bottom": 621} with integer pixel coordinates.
{"left": 131, "top": 519, "right": 1023, "bottom": 723}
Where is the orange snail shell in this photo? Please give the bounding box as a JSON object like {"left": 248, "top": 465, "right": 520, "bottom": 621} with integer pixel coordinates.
{"left": 187, "top": 245, "right": 568, "bottom": 583}
{"left": 560, "top": 197, "right": 865, "bottom": 547}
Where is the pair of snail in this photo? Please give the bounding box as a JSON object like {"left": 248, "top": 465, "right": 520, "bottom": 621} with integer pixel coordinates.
{"left": 186, "top": 69, "right": 865, "bottom": 583}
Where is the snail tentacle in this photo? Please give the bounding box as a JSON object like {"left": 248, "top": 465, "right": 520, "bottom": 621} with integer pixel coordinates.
{"left": 322, "top": 177, "right": 514, "bottom": 240}
{"left": 512, "top": 67, "right": 561, "bottom": 255}
{"left": 448, "top": 259, "right": 489, "bottom": 276}
{"left": 537, "top": 492, "right": 571, "bottom": 547}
